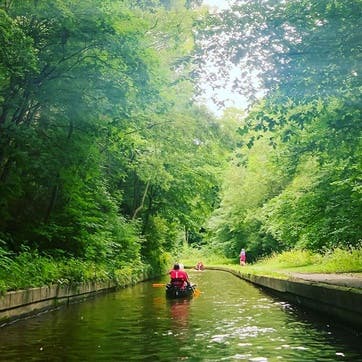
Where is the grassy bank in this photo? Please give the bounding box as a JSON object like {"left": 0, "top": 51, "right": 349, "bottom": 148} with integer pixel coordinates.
{"left": 179, "top": 247, "right": 362, "bottom": 278}
{"left": 175, "top": 245, "right": 233, "bottom": 269}
{"left": 2, "top": 246, "right": 361, "bottom": 294}
{"left": 0, "top": 248, "right": 160, "bottom": 294}
{"left": 242, "top": 248, "right": 362, "bottom": 275}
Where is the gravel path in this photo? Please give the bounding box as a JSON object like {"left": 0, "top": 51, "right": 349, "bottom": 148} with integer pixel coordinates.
{"left": 288, "top": 273, "right": 362, "bottom": 289}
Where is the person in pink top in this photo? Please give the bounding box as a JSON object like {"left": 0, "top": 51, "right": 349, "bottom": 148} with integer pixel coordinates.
{"left": 239, "top": 248, "right": 246, "bottom": 266}
{"left": 169, "top": 263, "right": 190, "bottom": 289}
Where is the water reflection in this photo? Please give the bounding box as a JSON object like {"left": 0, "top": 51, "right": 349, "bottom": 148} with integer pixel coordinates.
{"left": 169, "top": 299, "right": 190, "bottom": 328}
{"left": 0, "top": 269, "right": 361, "bottom": 361}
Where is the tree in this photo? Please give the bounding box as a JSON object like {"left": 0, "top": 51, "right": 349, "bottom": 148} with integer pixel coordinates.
{"left": 0, "top": 0, "right": 170, "bottom": 257}
{"left": 195, "top": 0, "right": 361, "bottom": 106}
{"left": 0, "top": 0, "right": 229, "bottom": 271}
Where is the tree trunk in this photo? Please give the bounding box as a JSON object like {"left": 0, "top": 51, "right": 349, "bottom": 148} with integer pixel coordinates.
{"left": 44, "top": 183, "right": 59, "bottom": 223}
{"left": 132, "top": 180, "right": 150, "bottom": 220}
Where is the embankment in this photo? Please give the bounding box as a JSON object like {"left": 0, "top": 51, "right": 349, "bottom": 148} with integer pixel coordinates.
{"left": 208, "top": 266, "right": 362, "bottom": 329}
{"left": 0, "top": 272, "right": 152, "bottom": 325}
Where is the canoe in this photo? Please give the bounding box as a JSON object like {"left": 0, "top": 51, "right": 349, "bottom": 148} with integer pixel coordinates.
{"left": 165, "top": 284, "right": 195, "bottom": 299}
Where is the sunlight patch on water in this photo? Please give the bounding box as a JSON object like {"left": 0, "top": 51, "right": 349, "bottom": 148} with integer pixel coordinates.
{"left": 210, "top": 325, "right": 276, "bottom": 345}
{"left": 210, "top": 334, "right": 230, "bottom": 343}
{"left": 274, "top": 301, "right": 293, "bottom": 310}
{"left": 233, "top": 326, "right": 276, "bottom": 339}
{"left": 275, "top": 344, "right": 309, "bottom": 351}
{"left": 161, "top": 330, "right": 173, "bottom": 336}
{"left": 1, "top": 271, "right": 361, "bottom": 361}
{"left": 238, "top": 342, "right": 253, "bottom": 347}
{"left": 251, "top": 304, "right": 272, "bottom": 309}
{"left": 220, "top": 353, "right": 253, "bottom": 360}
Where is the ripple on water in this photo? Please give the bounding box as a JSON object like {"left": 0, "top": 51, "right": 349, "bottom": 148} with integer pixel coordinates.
{"left": 1, "top": 270, "right": 361, "bottom": 361}
{"left": 220, "top": 353, "right": 253, "bottom": 360}
{"left": 210, "top": 334, "right": 230, "bottom": 343}
{"left": 233, "top": 325, "right": 276, "bottom": 339}
{"left": 210, "top": 325, "right": 276, "bottom": 346}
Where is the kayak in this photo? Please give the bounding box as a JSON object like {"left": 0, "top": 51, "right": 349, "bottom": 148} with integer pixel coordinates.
{"left": 165, "top": 284, "right": 196, "bottom": 299}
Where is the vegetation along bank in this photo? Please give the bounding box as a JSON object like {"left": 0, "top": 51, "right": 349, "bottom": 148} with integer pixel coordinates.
{"left": 0, "top": 0, "right": 360, "bottom": 321}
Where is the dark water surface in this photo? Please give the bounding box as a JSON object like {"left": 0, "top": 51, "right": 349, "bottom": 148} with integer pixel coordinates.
{"left": 0, "top": 270, "right": 361, "bottom": 361}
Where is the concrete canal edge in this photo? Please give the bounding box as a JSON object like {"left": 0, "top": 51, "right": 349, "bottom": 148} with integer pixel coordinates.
{"left": 207, "top": 266, "right": 362, "bottom": 329}
{"left": 0, "top": 273, "right": 153, "bottom": 325}
{"left": 2, "top": 267, "right": 361, "bottom": 329}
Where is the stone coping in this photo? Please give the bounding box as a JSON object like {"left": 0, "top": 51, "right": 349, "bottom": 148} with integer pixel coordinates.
{"left": 2, "top": 268, "right": 361, "bottom": 329}
{"left": 0, "top": 270, "right": 156, "bottom": 325}
{"left": 0, "top": 281, "right": 119, "bottom": 324}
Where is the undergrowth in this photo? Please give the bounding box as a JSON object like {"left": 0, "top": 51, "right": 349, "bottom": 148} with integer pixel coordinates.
{"left": 238, "top": 247, "right": 362, "bottom": 275}
{"left": 1, "top": 244, "right": 361, "bottom": 295}
{"left": 175, "top": 243, "right": 233, "bottom": 267}
{"left": 0, "top": 248, "right": 152, "bottom": 294}
{"left": 177, "top": 245, "right": 362, "bottom": 275}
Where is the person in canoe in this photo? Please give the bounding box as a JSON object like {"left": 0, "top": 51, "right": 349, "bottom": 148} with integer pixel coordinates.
{"left": 195, "top": 261, "right": 204, "bottom": 271}
{"left": 169, "top": 263, "right": 191, "bottom": 289}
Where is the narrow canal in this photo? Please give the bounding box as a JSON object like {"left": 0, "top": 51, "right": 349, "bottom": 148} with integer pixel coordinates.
{"left": 0, "top": 270, "right": 361, "bottom": 361}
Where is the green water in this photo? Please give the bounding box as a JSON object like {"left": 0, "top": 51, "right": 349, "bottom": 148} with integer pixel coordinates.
{"left": 0, "top": 270, "right": 361, "bottom": 361}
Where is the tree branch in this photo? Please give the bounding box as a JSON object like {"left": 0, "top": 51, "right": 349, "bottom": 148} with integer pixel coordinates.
{"left": 132, "top": 179, "right": 150, "bottom": 220}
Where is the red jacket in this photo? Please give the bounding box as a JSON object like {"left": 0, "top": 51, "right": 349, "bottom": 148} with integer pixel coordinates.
{"left": 169, "top": 269, "right": 189, "bottom": 288}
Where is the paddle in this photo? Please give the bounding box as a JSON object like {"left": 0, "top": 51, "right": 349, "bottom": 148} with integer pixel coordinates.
{"left": 193, "top": 288, "right": 201, "bottom": 297}
{"left": 153, "top": 283, "right": 202, "bottom": 295}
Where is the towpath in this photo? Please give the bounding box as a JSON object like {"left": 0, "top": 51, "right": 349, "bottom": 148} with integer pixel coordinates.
{"left": 287, "top": 272, "right": 362, "bottom": 289}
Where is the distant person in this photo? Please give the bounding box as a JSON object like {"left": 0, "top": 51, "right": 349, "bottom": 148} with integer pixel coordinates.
{"left": 169, "top": 263, "right": 190, "bottom": 289}
{"left": 239, "top": 248, "right": 246, "bottom": 266}
{"left": 195, "top": 261, "right": 204, "bottom": 271}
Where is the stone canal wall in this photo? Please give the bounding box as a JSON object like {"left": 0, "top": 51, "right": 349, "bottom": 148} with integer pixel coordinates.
{"left": 209, "top": 267, "right": 362, "bottom": 329}
{"left": 2, "top": 267, "right": 361, "bottom": 328}
{"left": 0, "top": 270, "right": 154, "bottom": 325}
{"left": 0, "top": 281, "right": 118, "bottom": 324}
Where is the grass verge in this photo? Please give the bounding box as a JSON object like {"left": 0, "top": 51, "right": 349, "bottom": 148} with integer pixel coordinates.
{"left": 178, "top": 247, "right": 362, "bottom": 278}
{"left": 0, "top": 248, "right": 158, "bottom": 294}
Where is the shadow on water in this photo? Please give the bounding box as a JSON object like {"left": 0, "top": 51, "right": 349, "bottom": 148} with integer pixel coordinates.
{"left": 0, "top": 269, "right": 361, "bottom": 361}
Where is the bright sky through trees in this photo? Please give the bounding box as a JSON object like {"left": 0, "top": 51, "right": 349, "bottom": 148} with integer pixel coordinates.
{"left": 200, "top": 0, "right": 238, "bottom": 116}
{"left": 203, "top": 0, "right": 230, "bottom": 10}
{"left": 200, "top": 0, "right": 265, "bottom": 116}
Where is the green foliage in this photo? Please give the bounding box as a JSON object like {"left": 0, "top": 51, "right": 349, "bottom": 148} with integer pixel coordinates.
{"left": 204, "top": 0, "right": 361, "bottom": 259}
{"left": 0, "top": 246, "right": 151, "bottom": 293}
{"left": 258, "top": 249, "right": 322, "bottom": 269}
{"left": 0, "top": 248, "right": 58, "bottom": 291}
{"left": 176, "top": 243, "right": 233, "bottom": 267}
{"left": 208, "top": 92, "right": 361, "bottom": 259}
{"left": 247, "top": 247, "right": 362, "bottom": 274}
{"left": 207, "top": 130, "right": 287, "bottom": 259}
{"left": 1, "top": 0, "right": 359, "bottom": 289}
{"left": 196, "top": 0, "right": 361, "bottom": 104}
{"left": 0, "top": 0, "right": 226, "bottom": 285}
{"left": 0, "top": 0, "right": 158, "bottom": 255}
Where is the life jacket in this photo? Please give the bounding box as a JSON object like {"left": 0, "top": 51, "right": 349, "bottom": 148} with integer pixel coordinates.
{"left": 170, "top": 270, "right": 187, "bottom": 288}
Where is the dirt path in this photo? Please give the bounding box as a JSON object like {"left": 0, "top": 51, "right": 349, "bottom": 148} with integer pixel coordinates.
{"left": 287, "top": 272, "right": 362, "bottom": 289}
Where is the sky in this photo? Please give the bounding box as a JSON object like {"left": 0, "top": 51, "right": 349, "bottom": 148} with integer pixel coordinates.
{"left": 199, "top": 0, "right": 249, "bottom": 116}
{"left": 199, "top": 0, "right": 265, "bottom": 117}
{"left": 202, "top": 0, "right": 230, "bottom": 10}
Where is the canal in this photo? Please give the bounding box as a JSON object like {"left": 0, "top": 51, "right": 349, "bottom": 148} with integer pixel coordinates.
{"left": 0, "top": 269, "right": 361, "bottom": 361}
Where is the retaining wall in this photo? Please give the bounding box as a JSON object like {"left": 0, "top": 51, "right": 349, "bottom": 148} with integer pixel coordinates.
{"left": 2, "top": 267, "right": 361, "bottom": 329}
{"left": 0, "top": 281, "right": 119, "bottom": 324}
{"left": 0, "top": 270, "right": 155, "bottom": 325}
{"left": 208, "top": 267, "right": 362, "bottom": 329}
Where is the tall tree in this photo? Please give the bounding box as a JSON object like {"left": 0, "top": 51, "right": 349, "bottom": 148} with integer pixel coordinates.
{"left": 196, "top": 0, "right": 361, "bottom": 106}
{"left": 201, "top": 0, "right": 362, "bottom": 258}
